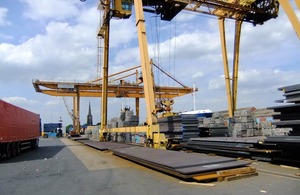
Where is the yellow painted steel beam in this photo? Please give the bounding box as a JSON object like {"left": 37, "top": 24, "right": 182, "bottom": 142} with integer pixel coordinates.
{"left": 296, "top": 0, "right": 300, "bottom": 11}
{"left": 181, "top": 0, "right": 278, "bottom": 24}
{"left": 74, "top": 89, "right": 80, "bottom": 134}
{"left": 134, "top": 0, "right": 156, "bottom": 128}
{"left": 103, "top": 125, "right": 156, "bottom": 134}
{"left": 38, "top": 87, "right": 193, "bottom": 98}
{"left": 278, "top": 0, "right": 300, "bottom": 39}
{"left": 218, "top": 18, "right": 233, "bottom": 118}
{"left": 232, "top": 20, "right": 243, "bottom": 112}
{"left": 87, "top": 65, "right": 141, "bottom": 83}
{"left": 101, "top": 0, "right": 110, "bottom": 131}
{"left": 72, "top": 96, "right": 76, "bottom": 134}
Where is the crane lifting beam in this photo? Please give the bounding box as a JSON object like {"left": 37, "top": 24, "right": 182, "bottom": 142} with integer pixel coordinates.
{"left": 32, "top": 80, "right": 196, "bottom": 99}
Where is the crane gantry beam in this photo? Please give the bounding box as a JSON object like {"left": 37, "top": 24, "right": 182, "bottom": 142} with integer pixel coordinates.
{"left": 142, "top": 0, "right": 279, "bottom": 24}
{"left": 32, "top": 80, "right": 196, "bottom": 99}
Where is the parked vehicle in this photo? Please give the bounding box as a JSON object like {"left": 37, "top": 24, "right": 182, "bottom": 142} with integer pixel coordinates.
{"left": 0, "top": 100, "right": 40, "bottom": 159}
{"left": 43, "top": 123, "right": 63, "bottom": 138}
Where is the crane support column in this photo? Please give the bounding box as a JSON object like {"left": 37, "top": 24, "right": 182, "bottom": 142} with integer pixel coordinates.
{"left": 232, "top": 20, "right": 243, "bottom": 113}
{"left": 278, "top": 0, "right": 300, "bottom": 39}
{"left": 134, "top": 0, "right": 157, "bottom": 134}
{"left": 218, "top": 18, "right": 233, "bottom": 117}
{"left": 100, "top": 0, "right": 110, "bottom": 132}
{"left": 73, "top": 92, "right": 80, "bottom": 134}
{"left": 135, "top": 70, "right": 140, "bottom": 118}
{"left": 296, "top": 0, "right": 300, "bottom": 10}
{"left": 72, "top": 96, "right": 76, "bottom": 134}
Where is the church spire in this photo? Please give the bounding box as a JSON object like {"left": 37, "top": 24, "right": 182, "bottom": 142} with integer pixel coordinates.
{"left": 87, "top": 101, "right": 93, "bottom": 126}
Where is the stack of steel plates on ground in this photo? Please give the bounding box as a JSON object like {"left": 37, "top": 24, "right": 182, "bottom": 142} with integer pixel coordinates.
{"left": 181, "top": 114, "right": 200, "bottom": 142}
{"left": 77, "top": 140, "right": 133, "bottom": 151}
{"left": 184, "top": 137, "right": 281, "bottom": 161}
{"left": 157, "top": 115, "right": 183, "bottom": 140}
{"left": 268, "top": 84, "right": 300, "bottom": 136}
{"left": 112, "top": 147, "right": 250, "bottom": 179}
{"left": 263, "top": 136, "right": 300, "bottom": 165}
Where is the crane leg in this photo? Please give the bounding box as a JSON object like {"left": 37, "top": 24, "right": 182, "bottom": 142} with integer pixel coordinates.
{"left": 232, "top": 20, "right": 243, "bottom": 113}
{"left": 100, "top": 0, "right": 110, "bottom": 132}
{"left": 218, "top": 18, "right": 233, "bottom": 118}
{"left": 278, "top": 0, "right": 300, "bottom": 39}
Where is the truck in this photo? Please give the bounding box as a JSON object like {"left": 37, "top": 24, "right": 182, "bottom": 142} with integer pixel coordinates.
{"left": 0, "top": 100, "right": 40, "bottom": 159}
{"left": 43, "top": 123, "right": 63, "bottom": 138}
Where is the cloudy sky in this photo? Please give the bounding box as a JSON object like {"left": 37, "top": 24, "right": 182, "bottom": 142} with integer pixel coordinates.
{"left": 0, "top": 0, "right": 299, "bottom": 127}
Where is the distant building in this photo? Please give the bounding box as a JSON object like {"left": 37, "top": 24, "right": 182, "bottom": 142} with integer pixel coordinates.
{"left": 87, "top": 102, "right": 93, "bottom": 126}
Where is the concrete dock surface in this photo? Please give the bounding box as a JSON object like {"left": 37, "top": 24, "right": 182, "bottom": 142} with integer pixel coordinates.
{"left": 0, "top": 138, "right": 299, "bottom": 195}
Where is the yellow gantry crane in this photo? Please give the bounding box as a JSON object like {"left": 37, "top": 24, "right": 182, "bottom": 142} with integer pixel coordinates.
{"left": 95, "top": 0, "right": 299, "bottom": 143}
{"left": 98, "top": 0, "right": 278, "bottom": 130}
{"left": 33, "top": 0, "right": 299, "bottom": 144}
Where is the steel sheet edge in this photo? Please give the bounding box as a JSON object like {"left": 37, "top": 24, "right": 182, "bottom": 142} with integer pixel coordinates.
{"left": 0, "top": 100, "right": 40, "bottom": 142}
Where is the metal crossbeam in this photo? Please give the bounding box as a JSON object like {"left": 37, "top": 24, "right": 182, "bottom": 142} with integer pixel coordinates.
{"left": 32, "top": 80, "right": 196, "bottom": 99}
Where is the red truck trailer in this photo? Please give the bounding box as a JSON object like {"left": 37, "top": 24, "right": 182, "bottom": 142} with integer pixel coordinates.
{"left": 0, "top": 100, "right": 40, "bottom": 159}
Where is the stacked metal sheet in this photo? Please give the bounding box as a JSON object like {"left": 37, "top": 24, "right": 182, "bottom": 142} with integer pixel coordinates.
{"left": 184, "top": 137, "right": 281, "bottom": 161}
{"left": 268, "top": 84, "right": 300, "bottom": 136}
{"left": 263, "top": 136, "right": 300, "bottom": 165}
{"left": 181, "top": 114, "right": 200, "bottom": 142}
{"left": 157, "top": 115, "right": 183, "bottom": 140}
{"left": 112, "top": 147, "right": 250, "bottom": 179}
{"left": 77, "top": 140, "right": 133, "bottom": 151}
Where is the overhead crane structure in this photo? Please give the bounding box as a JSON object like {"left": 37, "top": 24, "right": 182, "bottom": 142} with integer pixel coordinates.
{"left": 103, "top": 0, "right": 300, "bottom": 119}
{"left": 97, "top": 0, "right": 279, "bottom": 125}
{"left": 32, "top": 0, "right": 299, "bottom": 143}
{"left": 94, "top": 0, "right": 299, "bottom": 144}
{"left": 32, "top": 72, "right": 195, "bottom": 135}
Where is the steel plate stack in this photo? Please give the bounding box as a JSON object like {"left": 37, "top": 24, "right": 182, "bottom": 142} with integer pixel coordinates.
{"left": 112, "top": 147, "right": 250, "bottom": 179}
{"left": 185, "top": 137, "right": 279, "bottom": 159}
{"left": 157, "top": 115, "right": 183, "bottom": 140}
{"left": 268, "top": 84, "right": 300, "bottom": 136}
{"left": 263, "top": 136, "right": 300, "bottom": 165}
{"left": 260, "top": 83, "right": 300, "bottom": 165}
{"left": 181, "top": 114, "right": 200, "bottom": 142}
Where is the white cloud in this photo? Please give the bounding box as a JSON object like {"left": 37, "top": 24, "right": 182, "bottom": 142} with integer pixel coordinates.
{"left": 110, "top": 19, "right": 137, "bottom": 48}
{"left": 175, "top": 10, "right": 197, "bottom": 22}
{"left": 21, "top": 0, "right": 80, "bottom": 21}
{"left": 1, "top": 1, "right": 300, "bottom": 126}
{"left": 2, "top": 96, "right": 36, "bottom": 105}
{"left": 0, "top": 7, "right": 11, "bottom": 26}
{"left": 46, "top": 100, "right": 59, "bottom": 106}
{"left": 192, "top": 71, "right": 204, "bottom": 79}
{"left": 208, "top": 75, "right": 225, "bottom": 90}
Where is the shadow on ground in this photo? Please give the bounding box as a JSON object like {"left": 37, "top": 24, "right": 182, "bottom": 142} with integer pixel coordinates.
{"left": 0, "top": 145, "right": 65, "bottom": 163}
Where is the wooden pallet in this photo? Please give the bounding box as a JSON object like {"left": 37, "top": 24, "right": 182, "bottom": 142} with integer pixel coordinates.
{"left": 193, "top": 166, "right": 258, "bottom": 182}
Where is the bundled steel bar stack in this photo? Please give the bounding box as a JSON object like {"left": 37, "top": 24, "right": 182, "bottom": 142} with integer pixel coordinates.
{"left": 232, "top": 108, "right": 257, "bottom": 137}
{"left": 199, "top": 112, "right": 229, "bottom": 137}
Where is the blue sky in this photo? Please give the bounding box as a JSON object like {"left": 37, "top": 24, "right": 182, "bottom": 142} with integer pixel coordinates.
{"left": 0, "top": 0, "right": 299, "bottom": 128}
